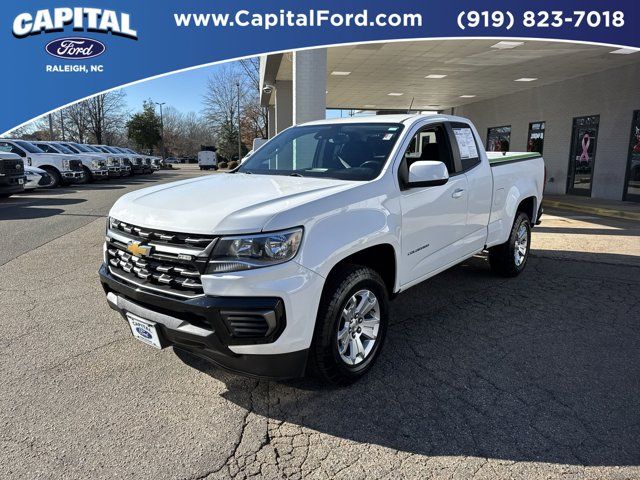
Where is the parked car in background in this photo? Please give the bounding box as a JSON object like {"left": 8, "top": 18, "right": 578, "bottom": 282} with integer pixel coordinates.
{"left": 111, "top": 147, "right": 145, "bottom": 174}
{"left": 164, "top": 157, "right": 180, "bottom": 164}
{"left": 57, "top": 142, "right": 120, "bottom": 179}
{"left": 24, "top": 165, "right": 52, "bottom": 190}
{"left": 197, "top": 150, "right": 217, "bottom": 170}
{"left": 32, "top": 141, "right": 108, "bottom": 183}
{"left": 0, "top": 151, "right": 25, "bottom": 197}
{"left": 83, "top": 145, "right": 128, "bottom": 177}
{"left": 99, "top": 114, "right": 544, "bottom": 384}
{"left": 93, "top": 145, "right": 133, "bottom": 176}
{"left": 0, "top": 139, "right": 84, "bottom": 187}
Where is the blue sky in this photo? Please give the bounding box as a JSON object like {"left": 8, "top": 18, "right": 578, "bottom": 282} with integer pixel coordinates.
{"left": 121, "top": 64, "right": 220, "bottom": 114}
{"left": 120, "top": 62, "right": 357, "bottom": 119}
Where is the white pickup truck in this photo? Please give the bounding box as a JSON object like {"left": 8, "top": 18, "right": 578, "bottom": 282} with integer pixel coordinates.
{"left": 0, "top": 139, "right": 84, "bottom": 187}
{"left": 100, "top": 114, "right": 544, "bottom": 384}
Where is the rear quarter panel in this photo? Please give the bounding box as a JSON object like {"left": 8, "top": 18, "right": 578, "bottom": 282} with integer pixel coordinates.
{"left": 486, "top": 156, "right": 545, "bottom": 247}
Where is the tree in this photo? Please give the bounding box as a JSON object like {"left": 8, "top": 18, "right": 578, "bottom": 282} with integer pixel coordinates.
{"left": 62, "top": 102, "right": 89, "bottom": 142}
{"left": 202, "top": 60, "right": 267, "bottom": 158}
{"left": 85, "top": 90, "right": 127, "bottom": 144}
{"left": 126, "top": 100, "right": 162, "bottom": 152}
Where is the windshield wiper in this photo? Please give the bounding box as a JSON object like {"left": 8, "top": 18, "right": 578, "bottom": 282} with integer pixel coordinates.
{"left": 289, "top": 172, "right": 303, "bottom": 177}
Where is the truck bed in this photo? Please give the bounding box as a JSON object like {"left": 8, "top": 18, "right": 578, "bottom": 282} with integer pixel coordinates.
{"left": 487, "top": 151, "right": 542, "bottom": 166}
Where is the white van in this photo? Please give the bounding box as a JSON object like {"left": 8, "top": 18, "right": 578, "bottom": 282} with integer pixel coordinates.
{"left": 197, "top": 150, "right": 217, "bottom": 170}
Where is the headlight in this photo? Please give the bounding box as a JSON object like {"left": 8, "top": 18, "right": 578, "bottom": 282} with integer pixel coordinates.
{"left": 61, "top": 159, "right": 70, "bottom": 170}
{"left": 91, "top": 159, "right": 100, "bottom": 169}
{"left": 107, "top": 156, "right": 115, "bottom": 166}
{"left": 206, "top": 228, "right": 303, "bottom": 273}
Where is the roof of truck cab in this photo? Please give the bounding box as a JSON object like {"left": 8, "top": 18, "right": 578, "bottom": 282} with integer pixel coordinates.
{"left": 299, "top": 113, "right": 468, "bottom": 127}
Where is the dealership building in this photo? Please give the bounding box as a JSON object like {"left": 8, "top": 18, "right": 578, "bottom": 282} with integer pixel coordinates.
{"left": 259, "top": 40, "right": 640, "bottom": 202}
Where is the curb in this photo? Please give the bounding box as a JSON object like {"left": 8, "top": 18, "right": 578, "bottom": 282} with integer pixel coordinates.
{"left": 544, "top": 200, "right": 640, "bottom": 221}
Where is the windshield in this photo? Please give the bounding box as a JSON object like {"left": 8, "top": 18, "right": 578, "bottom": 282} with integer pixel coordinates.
{"left": 83, "top": 145, "right": 103, "bottom": 152}
{"left": 237, "top": 123, "right": 404, "bottom": 181}
{"left": 64, "top": 143, "right": 84, "bottom": 153}
{"left": 15, "top": 140, "right": 45, "bottom": 153}
{"left": 34, "top": 143, "right": 59, "bottom": 153}
{"left": 51, "top": 143, "right": 73, "bottom": 154}
{"left": 69, "top": 143, "right": 93, "bottom": 153}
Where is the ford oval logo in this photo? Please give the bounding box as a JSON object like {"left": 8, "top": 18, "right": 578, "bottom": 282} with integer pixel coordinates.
{"left": 135, "top": 326, "right": 152, "bottom": 339}
{"left": 45, "top": 37, "right": 106, "bottom": 60}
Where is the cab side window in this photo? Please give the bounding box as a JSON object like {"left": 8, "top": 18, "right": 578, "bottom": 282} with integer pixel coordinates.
{"left": 450, "top": 122, "right": 481, "bottom": 172}
{"left": 403, "top": 124, "right": 456, "bottom": 174}
{"left": 0, "top": 142, "right": 25, "bottom": 157}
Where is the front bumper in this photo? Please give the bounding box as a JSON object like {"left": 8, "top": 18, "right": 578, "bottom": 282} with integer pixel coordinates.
{"left": 99, "top": 264, "right": 309, "bottom": 379}
{"left": 91, "top": 168, "right": 109, "bottom": 179}
{"left": 61, "top": 170, "right": 85, "bottom": 183}
{"left": 0, "top": 174, "right": 25, "bottom": 194}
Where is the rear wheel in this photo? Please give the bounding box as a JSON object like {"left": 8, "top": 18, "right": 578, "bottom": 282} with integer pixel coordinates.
{"left": 309, "top": 265, "right": 388, "bottom": 386}
{"left": 42, "top": 167, "right": 61, "bottom": 188}
{"left": 489, "top": 212, "right": 531, "bottom": 277}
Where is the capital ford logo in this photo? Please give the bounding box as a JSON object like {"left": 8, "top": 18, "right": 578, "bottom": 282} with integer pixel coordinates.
{"left": 135, "top": 327, "right": 152, "bottom": 340}
{"left": 45, "top": 37, "right": 106, "bottom": 60}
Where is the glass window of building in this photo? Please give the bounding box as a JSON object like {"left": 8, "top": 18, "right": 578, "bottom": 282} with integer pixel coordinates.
{"left": 527, "top": 122, "right": 545, "bottom": 154}
{"left": 487, "top": 126, "right": 511, "bottom": 152}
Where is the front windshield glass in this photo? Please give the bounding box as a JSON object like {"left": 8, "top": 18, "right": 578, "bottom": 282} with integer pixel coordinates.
{"left": 103, "top": 146, "right": 120, "bottom": 154}
{"left": 15, "top": 140, "right": 45, "bottom": 153}
{"left": 69, "top": 143, "right": 91, "bottom": 152}
{"left": 237, "top": 123, "right": 404, "bottom": 181}
{"left": 51, "top": 143, "right": 73, "bottom": 154}
{"left": 83, "top": 145, "right": 102, "bottom": 152}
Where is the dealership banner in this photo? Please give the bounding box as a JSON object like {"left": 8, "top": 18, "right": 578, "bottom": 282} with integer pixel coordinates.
{"left": 0, "top": 0, "right": 638, "bottom": 133}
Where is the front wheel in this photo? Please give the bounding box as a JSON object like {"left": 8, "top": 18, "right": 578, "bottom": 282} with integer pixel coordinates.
{"left": 488, "top": 212, "right": 531, "bottom": 277}
{"left": 42, "top": 167, "right": 61, "bottom": 188}
{"left": 309, "top": 265, "right": 388, "bottom": 386}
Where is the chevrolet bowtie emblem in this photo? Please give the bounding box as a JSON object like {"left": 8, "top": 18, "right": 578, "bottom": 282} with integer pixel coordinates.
{"left": 127, "top": 241, "right": 152, "bottom": 257}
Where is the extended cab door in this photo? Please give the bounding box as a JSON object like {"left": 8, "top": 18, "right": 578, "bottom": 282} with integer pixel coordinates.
{"left": 449, "top": 122, "right": 493, "bottom": 256}
{"left": 398, "top": 122, "right": 469, "bottom": 286}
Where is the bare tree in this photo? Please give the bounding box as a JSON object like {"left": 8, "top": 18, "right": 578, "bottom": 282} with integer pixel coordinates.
{"left": 239, "top": 58, "right": 268, "bottom": 141}
{"left": 63, "top": 102, "right": 90, "bottom": 143}
{"left": 84, "top": 90, "right": 128, "bottom": 144}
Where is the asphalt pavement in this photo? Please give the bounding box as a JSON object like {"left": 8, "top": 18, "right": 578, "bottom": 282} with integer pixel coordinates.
{"left": 1, "top": 167, "right": 639, "bottom": 479}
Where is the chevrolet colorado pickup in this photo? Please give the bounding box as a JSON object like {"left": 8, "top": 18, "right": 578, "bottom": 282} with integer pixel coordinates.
{"left": 0, "top": 139, "right": 84, "bottom": 187}
{"left": 100, "top": 114, "right": 544, "bottom": 384}
{"left": 0, "top": 152, "right": 25, "bottom": 197}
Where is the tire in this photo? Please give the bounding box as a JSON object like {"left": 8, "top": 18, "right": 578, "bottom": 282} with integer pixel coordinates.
{"left": 80, "top": 166, "right": 92, "bottom": 184}
{"left": 309, "top": 265, "right": 389, "bottom": 386}
{"left": 488, "top": 212, "right": 531, "bottom": 277}
{"left": 42, "top": 167, "right": 61, "bottom": 188}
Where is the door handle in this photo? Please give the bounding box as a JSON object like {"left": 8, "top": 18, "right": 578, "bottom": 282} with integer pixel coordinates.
{"left": 452, "top": 188, "right": 465, "bottom": 199}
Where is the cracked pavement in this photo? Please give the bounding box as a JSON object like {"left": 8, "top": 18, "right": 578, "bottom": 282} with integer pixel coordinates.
{"left": 1, "top": 168, "right": 639, "bottom": 479}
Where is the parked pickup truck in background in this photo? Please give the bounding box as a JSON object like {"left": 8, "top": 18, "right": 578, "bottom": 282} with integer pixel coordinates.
{"left": 0, "top": 151, "right": 25, "bottom": 198}
{"left": 0, "top": 139, "right": 84, "bottom": 187}
{"left": 100, "top": 114, "right": 544, "bottom": 385}
{"left": 32, "top": 141, "right": 108, "bottom": 184}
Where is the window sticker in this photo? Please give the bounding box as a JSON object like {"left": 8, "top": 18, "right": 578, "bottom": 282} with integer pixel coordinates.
{"left": 383, "top": 133, "right": 394, "bottom": 140}
{"left": 453, "top": 128, "right": 478, "bottom": 159}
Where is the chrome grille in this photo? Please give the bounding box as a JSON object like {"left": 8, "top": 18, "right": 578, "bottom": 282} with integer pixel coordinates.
{"left": 110, "top": 219, "right": 215, "bottom": 247}
{"left": 106, "top": 221, "right": 217, "bottom": 298}
{"left": 0, "top": 159, "right": 24, "bottom": 173}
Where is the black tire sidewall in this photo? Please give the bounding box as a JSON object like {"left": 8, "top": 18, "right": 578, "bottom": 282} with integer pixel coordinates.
{"left": 43, "top": 167, "right": 61, "bottom": 188}
{"left": 313, "top": 266, "right": 389, "bottom": 383}
{"left": 509, "top": 213, "right": 531, "bottom": 273}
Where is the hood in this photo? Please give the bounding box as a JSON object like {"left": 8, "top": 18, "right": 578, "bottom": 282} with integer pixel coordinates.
{"left": 110, "top": 173, "right": 357, "bottom": 234}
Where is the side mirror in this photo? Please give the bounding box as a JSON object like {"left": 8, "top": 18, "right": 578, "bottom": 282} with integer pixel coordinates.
{"left": 406, "top": 161, "right": 449, "bottom": 188}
